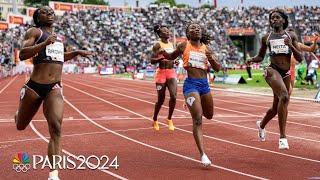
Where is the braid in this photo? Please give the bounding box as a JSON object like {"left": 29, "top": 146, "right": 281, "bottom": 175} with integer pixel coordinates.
{"left": 33, "top": 8, "right": 41, "bottom": 27}
{"left": 153, "top": 25, "right": 161, "bottom": 36}
{"left": 200, "top": 28, "right": 211, "bottom": 45}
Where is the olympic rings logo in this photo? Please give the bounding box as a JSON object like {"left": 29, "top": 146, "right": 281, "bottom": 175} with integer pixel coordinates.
{"left": 12, "top": 163, "right": 31, "bottom": 173}
{"left": 11, "top": 154, "right": 119, "bottom": 172}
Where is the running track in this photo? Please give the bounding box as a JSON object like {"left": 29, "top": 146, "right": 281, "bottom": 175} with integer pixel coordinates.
{"left": 0, "top": 74, "right": 319, "bottom": 180}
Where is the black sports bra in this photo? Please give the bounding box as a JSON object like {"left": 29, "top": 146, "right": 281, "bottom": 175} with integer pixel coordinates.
{"left": 33, "top": 28, "right": 64, "bottom": 65}
{"left": 266, "top": 31, "right": 292, "bottom": 57}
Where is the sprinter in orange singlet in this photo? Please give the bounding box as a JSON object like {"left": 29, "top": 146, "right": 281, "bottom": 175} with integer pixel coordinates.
{"left": 157, "top": 23, "right": 220, "bottom": 167}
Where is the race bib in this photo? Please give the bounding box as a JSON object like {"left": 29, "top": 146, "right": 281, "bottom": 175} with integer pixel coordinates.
{"left": 189, "top": 51, "right": 207, "bottom": 69}
{"left": 269, "top": 39, "right": 289, "bottom": 54}
{"left": 46, "top": 42, "right": 64, "bottom": 62}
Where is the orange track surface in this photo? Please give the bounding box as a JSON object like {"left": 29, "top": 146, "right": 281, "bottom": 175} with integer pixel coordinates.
{"left": 0, "top": 74, "right": 319, "bottom": 179}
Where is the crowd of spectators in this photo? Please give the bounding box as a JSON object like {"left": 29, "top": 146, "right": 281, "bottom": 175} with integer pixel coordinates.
{"left": 294, "top": 6, "right": 320, "bottom": 36}
{"left": 0, "top": 5, "right": 319, "bottom": 74}
{"left": 0, "top": 25, "right": 27, "bottom": 77}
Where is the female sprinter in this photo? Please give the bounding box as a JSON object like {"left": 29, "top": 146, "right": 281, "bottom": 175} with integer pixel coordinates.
{"left": 158, "top": 23, "right": 220, "bottom": 166}
{"left": 247, "top": 10, "right": 302, "bottom": 150}
{"left": 15, "top": 6, "right": 91, "bottom": 180}
{"left": 151, "top": 25, "right": 177, "bottom": 131}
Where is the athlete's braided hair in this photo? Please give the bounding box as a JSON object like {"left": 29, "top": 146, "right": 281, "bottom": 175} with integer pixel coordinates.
{"left": 33, "top": 8, "right": 42, "bottom": 27}
{"left": 153, "top": 24, "right": 167, "bottom": 37}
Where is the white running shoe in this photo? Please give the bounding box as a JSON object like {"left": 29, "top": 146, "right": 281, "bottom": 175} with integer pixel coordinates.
{"left": 201, "top": 154, "right": 211, "bottom": 167}
{"left": 48, "top": 177, "right": 60, "bottom": 180}
{"left": 279, "top": 138, "right": 289, "bottom": 150}
{"left": 256, "top": 121, "right": 266, "bottom": 141}
{"left": 48, "top": 170, "right": 60, "bottom": 180}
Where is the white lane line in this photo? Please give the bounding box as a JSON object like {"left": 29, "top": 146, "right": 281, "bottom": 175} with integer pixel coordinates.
{"left": 67, "top": 80, "right": 320, "bottom": 143}
{"left": 29, "top": 122, "right": 128, "bottom": 180}
{"left": 63, "top": 95, "right": 267, "bottom": 180}
{"left": 0, "top": 76, "right": 18, "bottom": 94}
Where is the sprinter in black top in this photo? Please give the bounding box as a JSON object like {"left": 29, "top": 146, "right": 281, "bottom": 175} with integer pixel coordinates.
{"left": 15, "top": 6, "right": 91, "bottom": 180}
{"left": 247, "top": 9, "right": 302, "bottom": 150}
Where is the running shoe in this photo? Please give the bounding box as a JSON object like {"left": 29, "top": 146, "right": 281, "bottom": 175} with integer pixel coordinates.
{"left": 279, "top": 138, "right": 289, "bottom": 150}
{"left": 48, "top": 170, "right": 60, "bottom": 180}
{"left": 153, "top": 121, "right": 160, "bottom": 131}
{"left": 256, "top": 120, "right": 266, "bottom": 141}
{"left": 201, "top": 154, "right": 211, "bottom": 167}
{"left": 167, "top": 119, "right": 175, "bottom": 131}
{"left": 48, "top": 177, "right": 60, "bottom": 180}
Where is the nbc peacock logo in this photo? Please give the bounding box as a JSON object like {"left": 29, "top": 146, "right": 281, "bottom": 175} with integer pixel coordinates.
{"left": 12, "top": 152, "right": 31, "bottom": 172}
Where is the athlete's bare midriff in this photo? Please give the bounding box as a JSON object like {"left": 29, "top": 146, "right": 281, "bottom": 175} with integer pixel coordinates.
{"left": 30, "top": 63, "right": 62, "bottom": 83}
{"left": 158, "top": 60, "right": 174, "bottom": 69}
{"left": 270, "top": 55, "right": 291, "bottom": 71}
{"left": 186, "top": 67, "right": 207, "bottom": 79}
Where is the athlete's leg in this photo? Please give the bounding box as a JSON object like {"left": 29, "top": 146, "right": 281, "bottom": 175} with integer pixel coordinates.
{"left": 153, "top": 83, "right": 166, "bottom": 121}
{"left": 166, "top": 78, "right": 177, "bottom": 120}
{"left": 201, "top": 92, "right": 213, "bottom": 120}
{"left": 185, "top": 92, "right": 211, "bottom": 166}
{"left": 43, "top": 88, "right": 64, "bottom": 174}
{"left": 15, "top": 86, "right": 42, "bottom": 130}
{"left": 289, "top": 73, "right": 295, "bottom": 96}
{"left": 264, "top": 68, "right": 290, "bottom": 138}
{"left": 185, "top": 92, "right": 204, "bottom": 156}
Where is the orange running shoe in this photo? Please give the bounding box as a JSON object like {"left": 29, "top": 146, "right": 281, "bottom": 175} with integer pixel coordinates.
{"left": 167, "top": 119, "right": 175, "bottom": 131}
{"left": 153, "top": 121, "right": 160, "bottom": 131}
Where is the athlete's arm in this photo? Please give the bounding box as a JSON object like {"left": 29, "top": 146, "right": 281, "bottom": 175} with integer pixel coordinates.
{"left": 160, "top": 42, "right": 186, "bottom": 60}
{"left": 247, "top": 35, "right": 268, "bottom": 64}
{"left": 205, "top": 46, "right": 220, "bottom": 72}
{"left": 64, "top": 50, "right": 92, "bottom": 61}
{"left": 19, "top": 28, "right": 56, "bottom": 60}
{"left": 287, "top": 32, "right": 302, "bottom": 62}
{"left": 299, "top": 36, "right": 319, "bottom": 52}
{"left": 150, "top": 43, "right": 163, "bottom": 64}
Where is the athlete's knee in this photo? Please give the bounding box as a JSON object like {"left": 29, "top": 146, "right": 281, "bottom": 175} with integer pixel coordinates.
{"left": 157, "top": 98, "right": 165, "bottom": 105}
{"left": 15, "top": 112, "right": 27, "bottom": 130}
{"left": 193, "top": 116, "right": 202, "bottom": 126}
{"left": 268, "top": 107, "right": 278, "bottom": 116}
{"left": 279, "top": 92, "right": 289, "bottom": 104}
{"left": 289, "top": 85, "right": 293, "bottom": 96}
{"left": 16, "top": 122, "right": 26, "bottom": 131}
{"left": 169, "top": 94, "right": 176, "bottom": 102}
{"left": 16, "top": 121, "right": 27, "bottom": 131}
{"left": 49, "top": 120, "right": 62, "bottom": 138}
